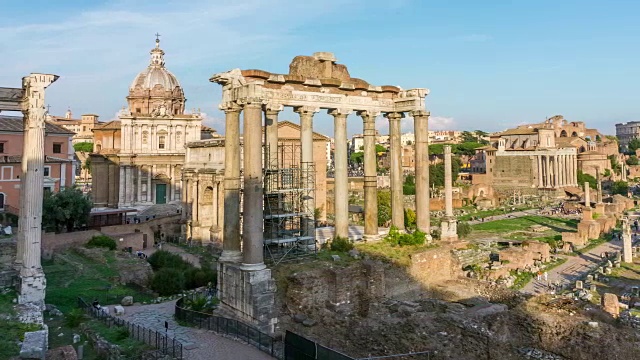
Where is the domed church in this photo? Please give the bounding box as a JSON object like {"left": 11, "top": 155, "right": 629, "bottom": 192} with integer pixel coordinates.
{"left": 91, "top": 37, "right": 203, "bottom": 209}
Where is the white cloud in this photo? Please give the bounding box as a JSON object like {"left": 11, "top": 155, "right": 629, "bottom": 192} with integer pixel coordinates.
{"left": 429, "top": 116, "right": 455, "bottom": 130}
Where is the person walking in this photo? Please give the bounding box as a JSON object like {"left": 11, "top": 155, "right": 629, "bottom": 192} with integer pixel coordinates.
{"left": 543, "top": 271, "right": 548, "bottom": 282}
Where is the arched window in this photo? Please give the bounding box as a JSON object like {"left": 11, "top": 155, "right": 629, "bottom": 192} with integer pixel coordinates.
{"left": 560, "top": 130, "right": 567, "bottom": 137}
{"left": 571, "top": 131, "right": 578, "bottom": 137}
{"left": 158, "top": 130, "right": 167, "bottom": 149}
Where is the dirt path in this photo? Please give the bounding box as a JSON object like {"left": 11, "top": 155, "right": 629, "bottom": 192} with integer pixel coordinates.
{"left": 121, "top": 301, "right": 274, "bottom": 360}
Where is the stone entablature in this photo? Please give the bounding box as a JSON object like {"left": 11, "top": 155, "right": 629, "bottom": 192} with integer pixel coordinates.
{"left": 118, "top": 114, "right": 202, "bottom": 155}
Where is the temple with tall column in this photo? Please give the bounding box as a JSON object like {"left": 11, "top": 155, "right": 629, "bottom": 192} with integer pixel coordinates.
{"left": 210, "top": 52, "right": 430, "bottom": 332}
{"left": 91, "top": 37, "right": 203, "bottom": 209}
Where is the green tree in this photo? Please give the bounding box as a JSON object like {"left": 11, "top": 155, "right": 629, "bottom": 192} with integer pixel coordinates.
{"left": 377, "top": 191, "right": 392, "bottom": 227}
{"left": 457, "top": 222, "right": 472, "bottom": 238}
{"left": 460, "top": 131, "right": 476, "bottom": 143}
{"left": 611, "top": 181, "right": 629, "bottom": 196}
{"left": 577, "top": 171, "right": 596, "bottom": 189}
{"left": 375, "top": 144, "right": 387, "bottom": 154}
{"left": 429, "top": 157, "right": 461, "bottom": 187}
{"left": 42, "top": 187, "right": 92, "bottom": 232}
{"left": 350, "top": 151, "right": 364, "bottom": 165}
{"left": 628, "top": 138, "right": 640, "bottom": 154}
{"left": 627, "top": 156, "right": 639, "bottom": 166}
{"left": 403, "top": 174, "right": 416, "bottom": 195}
{"left": 73, "top": 142, "right": 94, "bottom": 153}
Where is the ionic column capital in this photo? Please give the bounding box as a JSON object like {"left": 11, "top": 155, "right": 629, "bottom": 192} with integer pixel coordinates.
{"left": 294, "top": 106, "right": 319, "bottom": 116}
{"left": 385, "top": 112, "right": 405, "bottom": 121}
{"left": 264, "top": 103, "right": 284, "bottom": 115}
{"left": 410, "top": 109, "right": 430, "bottom": 118}
{"left": 237, "top": 97, "right": 265, "bottom": 108}
{"left": 219, "top": 101, "right": 242, "bottom": 113}
{"left": 357, "top": 110, "right": 380, "bottom": 121}
{"left": 328, "top": 108, "right": 352, "bottom": 118}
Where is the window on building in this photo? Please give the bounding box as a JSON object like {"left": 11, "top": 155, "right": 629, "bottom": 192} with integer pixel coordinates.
{"left": 53, "top": 143, "right": 62, "bottom": 153}
{"left": 83, "top": 126, "right": 87, "bottom": 132}
{"left": 43, "top": 166, "right": 51, "bottom": 177}
{"left": 0, "top": 142, "right": 5, "bottom": 153}
{"left": 0, "top": 193, "right": 5, "bottom": 209}
{"left": 1, "top": 166, "right": 13, "bottom": 180}
{"left": 158, "top": 135, "right": 166, "bottom": 149}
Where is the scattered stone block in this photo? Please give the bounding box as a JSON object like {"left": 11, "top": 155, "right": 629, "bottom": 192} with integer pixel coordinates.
{"left": 590, "top": 284, "right": 597, "bottom": 292}
{"left": 293, "top": 314, "right": 308, "bottom": 323}
{"left": 121, "top": 296, "right": 134, "bottom": 306}
{"left": 605, "top": 268, "right": 612, "bottom": 275}
{"left": 20, "top": 330, "right": 48, "bottom": 360}
{"left": 46, "top": 345, "right": 78, "bottom": 360}
{"left": 602, "top": 293, "right": 620, "bottom": 318}
{"left": 331, "top": 255, "right": 341, "bottom": 261}
{"left": 575, "top": 280, "right": 583, "bottom": 290}
{"left": 113, "top": 305, "right": 125, "bottom": 316}
{"left": 588, "top": 321, "right": 599, "bottom": 328}
{"left": 302, "top": 318, "right": 317, "bottom": 327}
{"left": 347, "top": 249, "right": 360, "bottom": 259}
{"left": 587, "top": 275, "right": 593, "bottom": 282}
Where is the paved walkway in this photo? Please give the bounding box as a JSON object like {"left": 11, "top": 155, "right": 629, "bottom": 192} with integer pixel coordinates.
{"left": 522, "top": 238, "right": 625, "bottom": 295}
{"left": 466, "top": 209, "right": 562, "bottom": 225}
{"left": 121, "top": 301, "right": 273, "bottom": 360}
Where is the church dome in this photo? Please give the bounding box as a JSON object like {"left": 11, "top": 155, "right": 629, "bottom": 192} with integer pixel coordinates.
{"left": 129, "top": 38, "right": 181, "bottom": 91}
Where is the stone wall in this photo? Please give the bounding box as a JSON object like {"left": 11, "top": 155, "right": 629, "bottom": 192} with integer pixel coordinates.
{"left": 408, "top": 247, "right": 464, "bottom": 285}
{"left": 42, "top": 230, "right": 101, "bottom": 259}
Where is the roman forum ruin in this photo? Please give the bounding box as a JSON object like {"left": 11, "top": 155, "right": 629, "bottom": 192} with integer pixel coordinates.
{"left": 210, "top": 52, "right": 430, "bottom": 331}
{"left": 1, "top": 74, "right": 58, "bottom": 309}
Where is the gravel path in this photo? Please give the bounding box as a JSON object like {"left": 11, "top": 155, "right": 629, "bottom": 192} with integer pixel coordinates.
{"left": 121, "top": 301, "right": 274, "bottom": 360}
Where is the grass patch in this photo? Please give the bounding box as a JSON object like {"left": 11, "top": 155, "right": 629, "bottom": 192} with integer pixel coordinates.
{"left": 44, "top": 250, "right": 155, "bottom": 313}
{"left": 457, "top": 206, "right": 535, "bottom": 222}
{"left": 0, "top": 289, "right": 43, "bottom": 359}
{"left": 544, "top": 257, "right": 568, "bottom": 271}
{"left": 510, "top": 271, "right": 534, "bottom": 290}
{"left": 356, "top": 241, "right": 437, "bottom": 267}
{"left": 574, "top": 238, "right": 608, "bottom": 255}
{"left": 86, "top": 320, "right": 152, "bottom": 358}
{"left": 471, "top": 215, "right": 578, "bottom": 233}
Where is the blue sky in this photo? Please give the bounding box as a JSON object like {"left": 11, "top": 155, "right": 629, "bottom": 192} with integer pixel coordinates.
{"left": 1, "top": 0, "right": 639, "bottom": 136}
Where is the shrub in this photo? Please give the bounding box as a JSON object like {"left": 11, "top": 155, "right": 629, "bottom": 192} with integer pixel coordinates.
{"left": 151, "top": 268, "right": 185, "bottom": 296}
{"left": 184, "top": 267, "right": 217, "bottom": 290}
{"left": 384, "top": 226, "right": 426, "bottom": 247}
{"left": 404, "top": 209, "right": 417, "bottom": 229}
{"left": 330, "top": 237, "right": 354, "bottom": 252}
{"left": 147, "top": 250, "right": 190, "bottom": 271}
{"left": 86, "top": 235, "right": 116, "bottom": 250}
{"left": 64, "top": 308, "right": 86, "bottom": 328}
{"left": 457, "top": 222, "right": 472, "bottom": 238}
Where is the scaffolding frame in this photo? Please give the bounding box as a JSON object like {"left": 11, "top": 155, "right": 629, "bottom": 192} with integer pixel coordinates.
{"left": 263, "top": 143, "right": 317, "bottom": 265}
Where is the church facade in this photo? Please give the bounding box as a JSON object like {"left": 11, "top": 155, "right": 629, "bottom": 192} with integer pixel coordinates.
{"left": 91, "top": 38, "right": 202, "bottom": 209}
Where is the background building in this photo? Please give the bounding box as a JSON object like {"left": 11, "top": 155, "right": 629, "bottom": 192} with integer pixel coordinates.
{"left": 615, "top": 121, "right": 640, "bottom": 151}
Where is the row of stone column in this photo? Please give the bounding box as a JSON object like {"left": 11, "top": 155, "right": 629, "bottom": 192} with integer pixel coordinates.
{"left": 220, "top": 100, "right": 432, "bottom": 270}
{"left": 537, "top": 154, "right": 577, "bottom": 188}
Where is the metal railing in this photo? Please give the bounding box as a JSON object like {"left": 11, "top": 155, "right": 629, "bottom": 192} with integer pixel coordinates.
{"left": 175, "top": 296, "right": 277, "bottom": 357}
{"left": 78, "top": 297, "right": 183, "bottom": 359}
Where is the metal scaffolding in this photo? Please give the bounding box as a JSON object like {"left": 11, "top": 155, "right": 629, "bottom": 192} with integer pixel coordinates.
{"left": 263, "top": 143, "right": 316, "bottom": 264}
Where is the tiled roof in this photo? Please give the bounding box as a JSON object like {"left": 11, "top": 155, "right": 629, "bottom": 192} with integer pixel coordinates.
{"left": 93, "top": 120, "right": 121, "bottom": 130}
{"left": 498, "top": 127, "right": 537, "bottom": 136}
{"left": 0, "top": 115, "right": 75, "bottom": 135}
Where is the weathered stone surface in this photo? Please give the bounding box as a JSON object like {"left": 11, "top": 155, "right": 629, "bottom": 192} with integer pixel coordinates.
{"left": 602, "top": 293, "right": 620, "bottom": 318}
{"left": 121, "top": 296, "right": 134, "bottom": 306}
{"left": 45, "top": 345, "right": 78, "bottom": 360}
{"left": 114, "top": 305, "right": 125, "bottom": 316}
{"left": 20, "top": 330, "right": 48, "bottom": 360}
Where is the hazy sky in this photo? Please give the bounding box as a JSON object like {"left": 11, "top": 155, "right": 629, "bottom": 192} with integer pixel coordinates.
{"left": 1, "top": 0, "right": 639, "bottom": 136}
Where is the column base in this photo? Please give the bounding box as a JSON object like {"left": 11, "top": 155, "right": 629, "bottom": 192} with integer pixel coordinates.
{"left": 440, "top": 218, "right": 459, "bottom": 243}
{"left": 240, "top": 262, "right": 267, "bottom": 271}
{"left": 362, "top": 234, "right": 381, "bottom": 242}
{"left": 219, "top": 250, "right": 242, "bottom": 263}
{"left": 217, "top": 262, "right": 277, "bottom": 334}
{"left": 18, "top": 268, "right": 46, "bottom": 310}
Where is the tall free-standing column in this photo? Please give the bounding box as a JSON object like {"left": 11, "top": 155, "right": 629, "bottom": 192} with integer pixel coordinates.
{"left": 295, "top": 106, "right": 318, "bottom": 237}
{"left": 359, "top": 110, "right": 379, "bottom": 240}
{"left": 220, "top": 103, "right": 242, "bottom": 263}
{"left": 241, "top": 101, "right": 266, "bottom": 270}
{"left": 264, "top": 103, "right": 282, "bottom": 168}
{"left": 440, "top": 145, "right": 458, "bottom": 242}
{"left": 331, "top": 109, "right": 351, "bottom": 239}
{"left": 584, "top": 181, "right": 591, "bottom": 207}
{"left": 622, "top": 218, "right": 633, "bottom": 263}
{"left": 412, "top": 110, "right": 430, "bottom": 235}
{"left": 386, "top": 112, "right": 405, "bottom": 230}
{"left": 18, "top": 73, "right": 58, "bottom": 308}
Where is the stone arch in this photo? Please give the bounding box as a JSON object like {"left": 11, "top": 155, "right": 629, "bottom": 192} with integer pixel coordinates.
{"left": 571, "top": 131, "right": 578, "bottom": 137}
{"left": 560, "top": 130, "right": 567, "bottom": 137}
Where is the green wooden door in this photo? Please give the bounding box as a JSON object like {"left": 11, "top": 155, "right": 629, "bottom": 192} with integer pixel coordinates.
{"left": 155, "top": 184, "right": 167, "bottom": 204}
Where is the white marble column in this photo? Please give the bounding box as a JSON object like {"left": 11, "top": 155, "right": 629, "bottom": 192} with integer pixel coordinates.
{"left": 412, "top": 110, "right": 430, "bottom": 235}
{"left": 545, "top": 155, "right": 551, "bottom": 188}
{"left": 146, "top": 167, "right": 152, "bottom": 203}
{"left": 220, "top": 103, "right": 242, "bottom": 263}
{"left": 18, "top": 73, "right": 58, "bottom": 307}
{"left": 241, "top": 101, "right": 266, "bottom": 270}
{"left": 440, "top": 145, "right": 458, "bottom": 242}
{"left": 118, "top": 166, "right": 126, "bottom": 207}
{"left": 330, "top": 108, "right": 351, "bottom": 239}
{"left": 537, "top": 156, "right": 544, "bottom": 187}
{"left": 295, "top": 106, "right": 318, "bottom": 237}
{"left": 387, "top": 112, "right": 405, "bottom": 230}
